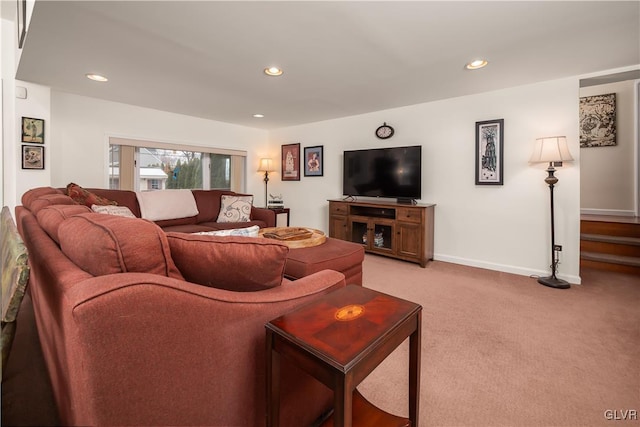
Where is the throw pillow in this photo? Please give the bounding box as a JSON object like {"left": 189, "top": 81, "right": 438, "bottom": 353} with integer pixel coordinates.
{"left": 193, "top": 225, "right": 260, "bottom": 238}
{"left": 91, "top": 204, "right": 136, "bottom": 218}
{"left": 216, "top": 195, "right": 253, "bottom": 223}
{"left": 58, "top": 213, "right": 184, "bottom": 279}
{"left": 166, "top": 233, "right": 288, "bottom": 292}
{"left": 67, "top": 182, "right": 117, "bottom": 207}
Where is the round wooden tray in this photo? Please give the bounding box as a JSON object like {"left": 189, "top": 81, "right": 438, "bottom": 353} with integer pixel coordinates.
{"left": 259, "top": 227, "right": 326, "bottom": 248}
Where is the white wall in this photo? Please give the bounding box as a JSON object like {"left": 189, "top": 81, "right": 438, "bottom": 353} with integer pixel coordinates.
{"left": 580, "top": 80, "right": 637, "bottom": 216}
{"left": 268, "top": 78, "right": 581, "bottom": 283}
{"left": 49, "top": 91, "right": 268, "bottom": 198}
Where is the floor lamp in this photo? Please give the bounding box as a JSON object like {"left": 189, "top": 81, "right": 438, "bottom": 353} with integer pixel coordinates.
{"left": 257, "top": 158, "right": 274, "bottom": 208}
{"left": 529, "top": 136, "right": 574, "bottom": 289}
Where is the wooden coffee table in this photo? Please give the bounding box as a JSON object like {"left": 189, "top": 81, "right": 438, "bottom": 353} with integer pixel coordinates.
{"left": 265, "top": 285, "right": 422, "bottom": 427}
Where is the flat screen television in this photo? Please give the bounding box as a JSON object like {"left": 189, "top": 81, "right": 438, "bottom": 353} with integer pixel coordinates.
{"left": 343, "top": 145, "right": 422, "bottom": 202}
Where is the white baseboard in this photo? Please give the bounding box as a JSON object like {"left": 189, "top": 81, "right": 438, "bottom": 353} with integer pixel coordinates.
{"left": 581, "top": 208, "right": 636, "bottom": 217}
{"left": 434, "top": 254, "right": 582, "bottom": 285}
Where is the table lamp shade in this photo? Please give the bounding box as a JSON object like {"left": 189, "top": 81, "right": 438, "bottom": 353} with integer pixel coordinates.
{"left": 258, "top": 158, "right": 274, "bottom": 173}
{"left": 530, "top": 136, "right": 574, "bottom": 164}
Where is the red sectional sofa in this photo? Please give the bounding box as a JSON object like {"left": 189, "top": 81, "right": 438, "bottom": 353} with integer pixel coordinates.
{"left": 14, "top": 187, "right": 351, "bottom": 426}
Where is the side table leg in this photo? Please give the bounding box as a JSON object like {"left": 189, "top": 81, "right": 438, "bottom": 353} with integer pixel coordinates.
{"left": 409, "top": 311, "right": 421, "bottom": 426}
{"left": 334, "top": 375, "right": 353, "bottom": 427}
{"left": 266, "top": 330, "right": 281, "bottom": 427}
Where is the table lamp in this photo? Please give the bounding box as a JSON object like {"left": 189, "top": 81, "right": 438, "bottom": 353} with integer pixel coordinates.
{"left": 258, "top": 158, "right": 274, "bottom": 208}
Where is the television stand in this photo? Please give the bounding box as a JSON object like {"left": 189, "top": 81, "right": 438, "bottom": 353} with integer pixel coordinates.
{"left": 396, "top": 197, "right": 417, "bottom": 205}
{"left": 328, "top": 199, "right": 435, "bottom": 267}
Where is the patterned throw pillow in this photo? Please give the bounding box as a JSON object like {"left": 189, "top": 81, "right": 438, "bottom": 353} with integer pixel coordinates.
{"left": 91, "top": 204, "right": 136, "bottom": 218}
{"left": 216, "top": 195, "right": 253, "bottom": 223}
{"left": 67, "top": 182, "right": 117, "bottom": 207}
{"left": 193, "top": 225, "right": 260, "bottom": 237}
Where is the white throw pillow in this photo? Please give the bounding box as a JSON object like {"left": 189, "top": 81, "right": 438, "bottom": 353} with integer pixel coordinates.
{"left": 91, "top": 204, "right": 136, "bottom": 218}
{"left": 136, "top": 189, "right": 199, "bottom": 221}
{"left": 193, "top": 225, "right": 260, "bottom": 238}
{"left": 216, "top": 195, "right": 253, "bottom": 223}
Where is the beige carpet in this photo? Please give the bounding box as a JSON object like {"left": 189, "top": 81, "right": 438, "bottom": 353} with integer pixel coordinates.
{"left": 357, "top": 255, "right": 640, "bottom": 427}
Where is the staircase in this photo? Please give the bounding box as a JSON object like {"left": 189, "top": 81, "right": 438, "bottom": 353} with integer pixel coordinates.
{"left": 580, "top": 215, "right": 640, "bottom": 275}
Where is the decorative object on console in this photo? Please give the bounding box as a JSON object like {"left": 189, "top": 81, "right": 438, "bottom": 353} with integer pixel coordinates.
{"left": 21, "top": 145, "right": 44, "bottom": 170}
{"left": 216, "top": 195, "right": 253, "bottom": 223}
{"left": 579, "top": 93, "right": 616, "bottom": 147}
{"left": 529, "top": 136, "right": 574, "bottom": 289}
{"left": 257, "top": 158, "right": 275, "bottom": 208}
{"left": 375, "top": 122, "right": 394, "bottom": 139}
{"left": 475, "top": 119, "right": 504, "bottom": 185}
{"left": 304, "top": 145, "right": 324, "bottom": 177}
{"left": 21, "top": 117, "right": 44, "bottom": 143}
{"left": 281, "top": 143, "right": 300, "bottom": 181}
{"left": 268, "top": 193, "right": 284, "bottom": 209}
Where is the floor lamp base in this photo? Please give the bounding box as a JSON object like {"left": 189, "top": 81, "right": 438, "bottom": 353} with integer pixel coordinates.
{"left": 537, "top": 276, "right": 570, "bottom": 289}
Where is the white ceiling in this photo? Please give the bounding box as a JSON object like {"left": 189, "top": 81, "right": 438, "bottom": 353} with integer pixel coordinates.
{"left": 15, "top": 1, "right": 640, "bottom": 130}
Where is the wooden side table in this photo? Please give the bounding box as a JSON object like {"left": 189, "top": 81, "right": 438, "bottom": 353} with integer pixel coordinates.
{"left": 266, "top": 285, "right": 422, "bottom": 427}
{"left": 268, "top": 207, "right": 290, "bottom": 227}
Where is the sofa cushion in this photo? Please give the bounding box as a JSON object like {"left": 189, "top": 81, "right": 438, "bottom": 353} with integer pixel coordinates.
{"left": 192, "top": 189, "right": 235, "bottom": 223}
{"left": 136, "top": 189, "right": 199, "bottom": 221}
{"left": 58, "top": 213, "right": 184, "bottom": 279}
{"left": 67, "top": 182, "right": 117, "bottom": 207}
{"left": 21, "top": 186, "right": 63, "bottom": 209}
{"left": 166, "top": 233, "right": 288, "bottom": 291}
{"left": 193, "top": 225, "right": 260, "bottom": 237}
{"left": 91, "top": 204, "right": 136, "bottom": 218}
{"left": 29, "top": 194, "right": 78, "bottom": 214}
{"left": 216, "top": 195, "right": 253, "bottom": 223}
{"left": 36, "top": 204, "right": 93, "bottom": 243}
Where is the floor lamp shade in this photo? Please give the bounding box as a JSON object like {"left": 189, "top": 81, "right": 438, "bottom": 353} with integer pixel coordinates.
{"left": 258, "top": 158, "right": 274, "bottom": 208}
{"left": 530, "top": 136, "right": 573, "bottom": 289}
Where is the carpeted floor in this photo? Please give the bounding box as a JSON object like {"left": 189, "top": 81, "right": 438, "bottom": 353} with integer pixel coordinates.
{"left": 358, "top": 255, "right": 640, "bottom": 426}
{"left": 2, "top": 255, "right": 639, "bottom": 426}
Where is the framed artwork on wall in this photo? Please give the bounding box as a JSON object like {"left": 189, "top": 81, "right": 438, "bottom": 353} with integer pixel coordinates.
{"left": 21, "top": 117, "right": 45, "bottom": 143}
{"left": 281, "top": 143, "right": 300, "bottom": 181}
{"left": 22, "top": 145, "right": 45, "bottom": 170}
{"left": 475, "top": 119, "right": 504, "bottom": 185}
{"left": 579, "top": 93, "right": 616, "bottom": 147}
{"left": 304, "top": 145, "right": 323, "bottom": 177}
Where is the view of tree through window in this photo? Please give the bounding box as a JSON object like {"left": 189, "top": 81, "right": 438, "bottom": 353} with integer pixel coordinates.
{"left": 109, "top": 145, "right": 233, "bottom": 191}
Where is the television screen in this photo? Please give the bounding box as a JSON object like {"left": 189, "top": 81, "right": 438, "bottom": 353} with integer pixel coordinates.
{"left": 343, "top": 145, "right": 422, "bottom": 200}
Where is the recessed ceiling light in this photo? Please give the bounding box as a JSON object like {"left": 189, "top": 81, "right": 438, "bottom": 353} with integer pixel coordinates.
{"left": 86, "top": 73, "right": 108, "bottom": 82}
{"left": 465, "top": 59, "right": 488, "bottom": 70}
{"left": 253, "top": 114, "right": 265, "bottom": 118}
{"left": 264, "top": 67, "right": 283, "bottom": 76}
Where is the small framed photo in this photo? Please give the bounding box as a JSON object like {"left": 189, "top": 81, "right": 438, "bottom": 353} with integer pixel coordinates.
{"left": 475, "top": 119, "right": 504, "bottom": 185}
{"left": 281, "top": 143, "right": 300, "bottom": 181}
{"left": 22, "top": 145, "right": 45, "bottom": 170}
{"left": 304, "top": 145, "right": 323, "bottom": 177}
{"left": 21, "top": 117, "right": 45, "bottom": 143}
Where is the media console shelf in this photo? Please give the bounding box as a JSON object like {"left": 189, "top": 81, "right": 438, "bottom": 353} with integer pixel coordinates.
{"left": 328, "top": 199, "right": 435, "bottom": 267}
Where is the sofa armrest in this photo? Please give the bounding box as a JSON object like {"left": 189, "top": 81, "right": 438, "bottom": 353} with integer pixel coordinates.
{"left": 62, "top": 270, "right": 345, "bottom": 426}
{"left": 251, "top": 206, "right": 276, "bottom": 227}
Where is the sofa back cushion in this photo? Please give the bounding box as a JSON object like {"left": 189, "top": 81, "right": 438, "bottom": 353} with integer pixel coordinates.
{"left": 28, "top": 194, "right": 78, "bottom": 215}
{"left": 192, "top": 190, "right": 236, "bottom": 223}
{"left": 21, "top": 187, "right": 63, "bottom": 208}
{"left": 166, "top": 233, "right": 288, "bottom": 292}
{"left": 58, "top": 213, "right": 184, "bottom": 279}
{"left": 36, "top": 204, "right": 93, "bottom": 243}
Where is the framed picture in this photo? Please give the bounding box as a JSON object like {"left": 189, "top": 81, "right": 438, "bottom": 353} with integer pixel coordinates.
{"left": 304, "top": 145, "right": 324, "bottom": 177}
{"left": 281, "top": 143, "right": 300, "bottom": 181}
{"left": 22, "top": 145, "right": 45, "bottom": 170}
{"left": 475, "top": 119, "right": 504, "bottom": 185}
{"left": 21, "top": 117, "right": 45, "bottom": 143}
{"left": 579, "top": 93, "right": 616, "bottom": 147}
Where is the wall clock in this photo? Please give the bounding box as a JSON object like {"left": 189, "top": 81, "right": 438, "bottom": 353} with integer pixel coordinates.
{"left": 375, "top": 122, "right": 394, "bottom": 139}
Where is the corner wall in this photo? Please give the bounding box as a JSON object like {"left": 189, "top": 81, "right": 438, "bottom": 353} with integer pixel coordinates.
{"left": 268, "top": 77, "right": 581, "bottom": 283}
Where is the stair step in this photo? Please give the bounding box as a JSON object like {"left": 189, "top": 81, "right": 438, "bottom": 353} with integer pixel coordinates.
{"left": 580, "top": 221, "right": 640, "bottom": 238}
{"left": 580, "top": 251, "right": 640, "bottom": 267}
{"left": 580, "top": 234, "right": 640, "bottom": 246}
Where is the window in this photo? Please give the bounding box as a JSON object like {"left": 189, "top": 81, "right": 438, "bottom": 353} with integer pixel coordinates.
{"left": 109, "top": 137, "right": 246, "bottom": 192}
